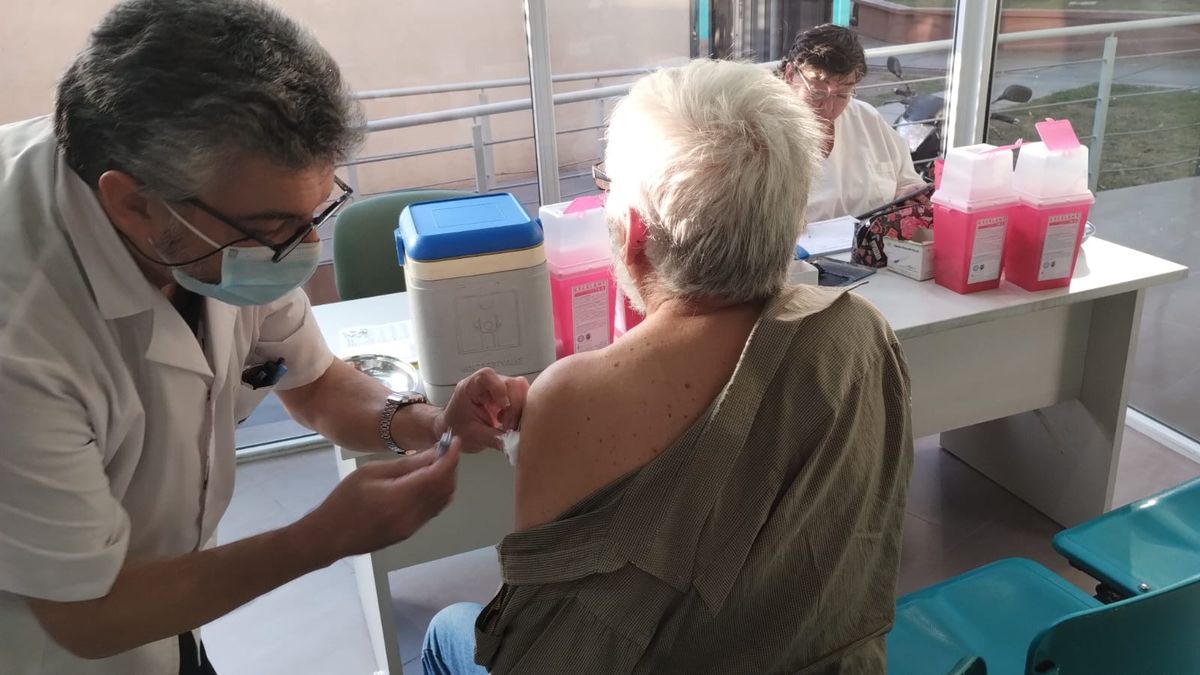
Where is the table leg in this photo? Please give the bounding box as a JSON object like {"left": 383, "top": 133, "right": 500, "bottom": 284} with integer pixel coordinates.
{"left": 338, "top": 456, "right": 406, "bottom": 674}
{"left": 940, "top": 290, "right": 1145, "bottom": 526}
{"left": 337, "top": 449, "right": 515, "bottom": 673}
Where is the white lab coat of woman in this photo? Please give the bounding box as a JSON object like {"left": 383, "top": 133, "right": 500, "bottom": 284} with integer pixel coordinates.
{"left": 805, "top": 98, "right": 926, "bottom": 223}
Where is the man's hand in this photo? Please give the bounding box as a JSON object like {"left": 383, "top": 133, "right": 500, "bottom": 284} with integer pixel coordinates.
{"left": 27, "top": 439, "right": 462, "bottom": 660}
{"left": 436, "top": 368, "right": 529, "bottom": 453}
{"left": 298, "top": 439, "right": 462, "bottom": 561}
{"left": 280, "top": 359, "right": 529, "bottom": 455}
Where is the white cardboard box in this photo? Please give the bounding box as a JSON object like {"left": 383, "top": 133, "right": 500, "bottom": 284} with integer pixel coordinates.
{"left": 788, "top": 259, "right": 820, "bottom": 286}
{"left": 883, "top": 228, "right": 935, "bottom": 281}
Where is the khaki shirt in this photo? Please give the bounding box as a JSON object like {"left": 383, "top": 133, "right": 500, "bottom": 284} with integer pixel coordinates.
{"left": 476, "top": 285, "right": 913, "bottom": 674}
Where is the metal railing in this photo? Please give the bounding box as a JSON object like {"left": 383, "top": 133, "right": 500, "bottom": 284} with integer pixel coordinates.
{"left": 339, "top": 13, "right": 1200, "bottom": 202}
{"left": 354, "top": 67, "right": 653, "bottom": 100}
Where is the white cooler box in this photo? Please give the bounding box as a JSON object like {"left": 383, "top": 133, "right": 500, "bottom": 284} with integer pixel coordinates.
{"left": 396, "top": 193, "right": 555, "bottom": 405}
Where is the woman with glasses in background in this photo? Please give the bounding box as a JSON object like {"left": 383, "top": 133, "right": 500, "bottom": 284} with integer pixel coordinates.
{"left": 780, "top": 24, "right": 927, "bottom": 223}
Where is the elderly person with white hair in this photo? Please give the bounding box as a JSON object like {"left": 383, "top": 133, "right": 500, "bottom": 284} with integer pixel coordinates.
{"left": 421, "top": 59, "right": 914, "bottom": 675}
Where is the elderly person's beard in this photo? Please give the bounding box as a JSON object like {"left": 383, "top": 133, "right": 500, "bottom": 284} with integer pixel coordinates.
{"left": 608, "top": 215, "right": 648, "bottom": 314}
{"left": 613, "top": 255, "right": 647, "bottom": 314}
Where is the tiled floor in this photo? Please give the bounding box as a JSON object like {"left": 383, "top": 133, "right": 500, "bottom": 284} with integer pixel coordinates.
{"left": 203, "top": 426, "right": 1200, "bottom": 675}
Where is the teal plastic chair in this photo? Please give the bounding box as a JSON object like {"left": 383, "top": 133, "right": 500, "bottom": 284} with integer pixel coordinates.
{"left": 948, "top": 657, "right": 987, "bottom": 675}
{"left": 888, "top": 557, "right": 1200, "bottom": 674}
{"left": 887, "top": 559, "right": 1099, "bottom": 675}
{"left": 1053, "top": 476, "right": 1200, "bottom": 598}
{"left": 332, "top": 189, "right": 470, "bottom": 300}
{"left": 1026, "top": 574, "right": 1200, "bottom": 674}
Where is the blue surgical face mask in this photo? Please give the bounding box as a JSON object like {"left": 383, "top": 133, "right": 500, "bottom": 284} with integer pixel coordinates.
{"left": 162, "top": 203, "right": 321, "bottom": 306}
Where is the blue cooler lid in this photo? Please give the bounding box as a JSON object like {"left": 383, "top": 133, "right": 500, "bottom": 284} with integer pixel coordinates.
{"left": 396, "top": 193, "right": 542, "bottom": 264}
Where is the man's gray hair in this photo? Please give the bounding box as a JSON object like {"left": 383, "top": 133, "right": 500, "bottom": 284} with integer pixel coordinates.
{"left": 54, "top": 0, "right": 364, "bottom": 200}
{"left": 604, "top": 59, "right": 823, "bottom": 305}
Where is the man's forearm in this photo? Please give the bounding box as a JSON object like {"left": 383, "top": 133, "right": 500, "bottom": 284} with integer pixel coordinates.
{"left": 28, "top": 516, "right": 331, "bottom": 660}
{"left": 279, "top": 358, "right": 441, "bottom": 452}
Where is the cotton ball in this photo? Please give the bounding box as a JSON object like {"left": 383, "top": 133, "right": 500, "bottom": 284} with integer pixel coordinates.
{"left": 501, "top": 430, "right": 520, "bottom": 466}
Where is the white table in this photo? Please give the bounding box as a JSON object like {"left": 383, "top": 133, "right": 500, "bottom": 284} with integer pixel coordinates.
{"left": 313, "top": 236, "right": 1186, "bottom": 674}
{"left": 315, "top": 297, "right": 516, "bottom": 675}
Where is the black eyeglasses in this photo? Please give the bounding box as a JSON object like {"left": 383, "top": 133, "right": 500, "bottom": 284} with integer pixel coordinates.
{"left": 185, "top": 176, "right": 354, "bottom": 262}
{"left": 592, "top": 162, "right": 611, "bottom": 193}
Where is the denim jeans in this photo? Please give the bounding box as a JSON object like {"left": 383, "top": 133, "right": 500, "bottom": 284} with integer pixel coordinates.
{"left": 422, "top": 602, "right": 488, "bottom": 675}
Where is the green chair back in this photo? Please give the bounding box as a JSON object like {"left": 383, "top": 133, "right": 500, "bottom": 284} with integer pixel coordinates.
{"left": 890, "top": 553, "right": 1200, "bottom": 675}
{"left": 1027, "top": 574, "right": 1200, "bottom": 674}
{"left": 1053, "top": 475, "right": 1200, "bottom": 598}
{"left": 949, "top": 657, "right": 987, "bottom": 675}
{"left": 332, "top": 189, "right": 470, "bottom": 300}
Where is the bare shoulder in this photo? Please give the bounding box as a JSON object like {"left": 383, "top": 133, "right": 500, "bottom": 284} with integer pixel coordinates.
{"left": 514, "top": 349, "right": 613, "bottom": 529}
{"left": 523, "top": 350, "right": 604, "bottom": 429}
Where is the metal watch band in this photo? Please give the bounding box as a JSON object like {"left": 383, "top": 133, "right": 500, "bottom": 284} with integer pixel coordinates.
{"left": 380, "top": 392, "right": 428, "bottom": 454}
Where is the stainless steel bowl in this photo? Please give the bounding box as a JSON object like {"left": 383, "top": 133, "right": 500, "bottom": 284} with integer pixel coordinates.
{"left": 343, "top": 353, "right": 419, "bottom": 392}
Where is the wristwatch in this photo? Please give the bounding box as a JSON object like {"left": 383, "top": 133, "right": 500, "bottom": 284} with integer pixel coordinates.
{"left": 380, "top": 391, "right": 429, "bottom": 454}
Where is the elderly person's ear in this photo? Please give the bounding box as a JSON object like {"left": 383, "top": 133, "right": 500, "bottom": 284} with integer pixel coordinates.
{"left": 623, "top": 208, "right": 649, "bottom": 264}
{"left": 783, "top": 62, "right": 796, "bottom": 84}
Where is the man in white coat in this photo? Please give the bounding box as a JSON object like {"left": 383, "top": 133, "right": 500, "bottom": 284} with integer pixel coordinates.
{"left": 0, "top": 1, "right": 526, "bottom": 673}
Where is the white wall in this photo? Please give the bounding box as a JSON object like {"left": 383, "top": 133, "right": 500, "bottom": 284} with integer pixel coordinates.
{"left": 0, "top": 0, "right": 690, "bottom": 195}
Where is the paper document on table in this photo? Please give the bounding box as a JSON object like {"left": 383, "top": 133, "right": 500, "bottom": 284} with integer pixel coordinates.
{"left": 797, "top": 216, "right": 857, "bottom": 258}
{"left": 339, "top": 321, "right": 416, "bottom": 362}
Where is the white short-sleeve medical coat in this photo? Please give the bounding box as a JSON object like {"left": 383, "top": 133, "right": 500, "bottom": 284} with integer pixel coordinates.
{"left": 805, "top": 98, "right": 927, "bottom": 223}
{"left": 0, "top": 117, "right": 336, "bottom": 674}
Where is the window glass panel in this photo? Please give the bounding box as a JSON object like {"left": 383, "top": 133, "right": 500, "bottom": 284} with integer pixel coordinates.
{"left": 987, "top": 3, "right": 1200, "bottom": 442}
{"left": 542, "top": 2, "right": 959, "bottom": 203}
